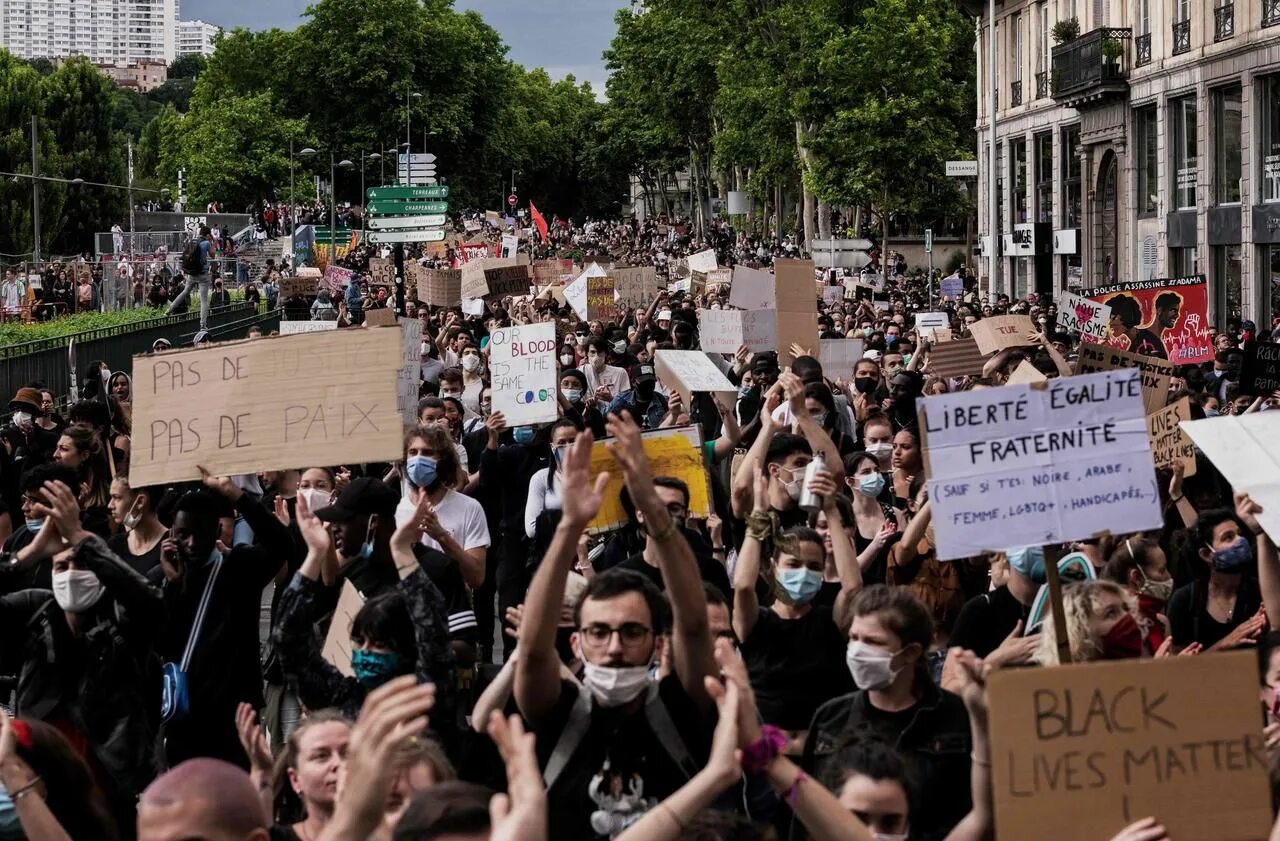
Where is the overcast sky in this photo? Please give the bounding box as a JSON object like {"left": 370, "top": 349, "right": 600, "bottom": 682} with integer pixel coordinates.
{"left": 179, "top": 0, "right": 627, "bottom": 95}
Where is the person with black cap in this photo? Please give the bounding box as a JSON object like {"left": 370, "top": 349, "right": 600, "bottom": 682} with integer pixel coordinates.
{"left": 605, "top": 363, "right": 668, "bottom": 430}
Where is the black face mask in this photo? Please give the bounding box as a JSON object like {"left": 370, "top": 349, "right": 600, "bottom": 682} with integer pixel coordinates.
{"left": 853, "top": 377, "right": 878, "bottom": 395}
{"left": 635, "top": 381, "right": 656, "bottom": 400}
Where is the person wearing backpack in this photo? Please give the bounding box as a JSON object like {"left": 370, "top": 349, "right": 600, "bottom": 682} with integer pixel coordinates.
{"left": 167, "top": 226, "right": 214, "bottom": 328}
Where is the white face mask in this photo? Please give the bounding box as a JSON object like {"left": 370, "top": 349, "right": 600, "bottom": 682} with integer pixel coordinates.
{"left": 52, "top": 569, "right": 106, "bottom": 613}
{"left": 580, "top": 661, "right": 652, "bottom": 707}
{"left": 462, "top": 355, "right": 482, "bottom": 373}
{"left": 122, "top": 497, "right": 144, "bottom": 531}
{"left": 865, "top": 441, "right": 893, "bottom": 467}
{"left": 301, "top": 488, "right": 333, "bottom": 514}
{"left": 12, "top": 411, "right": 32, "bottom": 429}
{"left": 778, "top": 466, "right": 804, "bottom": 501}
{"left": 589, "top": 354, "right": 606, "bottom": 371}
{"left": 846, "top": 640, "right": 903, "bottom": 690}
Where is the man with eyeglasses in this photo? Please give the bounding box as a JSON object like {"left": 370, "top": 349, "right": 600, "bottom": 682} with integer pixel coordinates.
{"left": 515, "top": 415, "right": 717, "bottom": 840}
{"left": 611, "top": 476, "right": 730, "bottom": 600}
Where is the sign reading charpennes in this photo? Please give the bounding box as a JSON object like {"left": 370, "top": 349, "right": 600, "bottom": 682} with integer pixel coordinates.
{"left": 130, "top": 329, "right": 404, "bottom": 485}
{"left": 919, "top": 368, "right": 1162, "bottom": 560}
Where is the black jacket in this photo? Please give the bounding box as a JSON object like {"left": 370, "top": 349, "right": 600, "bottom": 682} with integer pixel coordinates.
{"left": 0, "top": 535, "right": 164, "bottom": 801}
{"left": 799, "top": 678, "right": 972, "bottom": 841}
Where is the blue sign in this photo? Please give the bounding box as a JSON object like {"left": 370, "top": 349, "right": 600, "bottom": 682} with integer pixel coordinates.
{"left": 940, "top": 276, "right": 964, "bottom": 301}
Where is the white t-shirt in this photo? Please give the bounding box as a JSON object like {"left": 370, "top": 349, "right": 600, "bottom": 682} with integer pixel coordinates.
{"left": 524, "top": 467, "right": 563, "bottom": 538}
{"left": 394, "top": 487, "right": 491, "bottom": 554}
{"left": 583, "top": 363, "right": 631, "bottom": 401}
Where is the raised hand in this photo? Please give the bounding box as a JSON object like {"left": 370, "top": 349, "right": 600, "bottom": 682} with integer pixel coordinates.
{"left": 197, "top": 465, "right": 243, "bottom": 501}
{"left": 560, "top": 429, "right": 609, "bottom": 529}
{"left": 37, "top": 480, "right": 87, "bottom": 544}
{"left": 486, "top": 712, "right": 547, "bottom": 841}
{"left": 234, "top": 702, "right": 274, "bottom": 774}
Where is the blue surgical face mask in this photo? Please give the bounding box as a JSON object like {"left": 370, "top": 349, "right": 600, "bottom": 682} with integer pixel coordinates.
{"left": 1205, "top": 408, "right": 1220, "bottom": 417}
{"left": 776, "top": 568, "right": 822, "bottom": 605}
{"left": 1210, "top": 535, "right": 1253, "bottom": 572}
{"left": 24, "top": 517, "right": 44, "bottom": 533}
{"left": 738, "top": 385, "right": 752, "bottom": 398}
{"left": 513, "top": 426, "right": 535, "bottom": 445}
{"left": 351, "top": 648, "right": 401, "bottom": 687}
{"left": 1007, "top": 545, "right": 1047, "bottom": 583}
{"left": 856, "top": 472, "right": 886, "bottom": 498}
{"left": 562, "top": 387, "right": 583, "bottom": 404}
{"left": 406, "top": 454, "right": 438, "bottom": 488}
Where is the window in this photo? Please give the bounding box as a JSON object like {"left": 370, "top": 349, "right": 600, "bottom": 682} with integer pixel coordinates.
{"left": 1039, "top": 4, "right": 1050, "bottom": 74}
{"left": 1035, "top": 132, "right": 1053, "bottom": 222}
{"left": 1215, "top": 245, "right": 1242, "bottom": 326}
{"left": 1062, "top": 125, "right": 1081, "bottom": 228}
{"left": 1011, "top": 137, "right": 1028, "bottom": 223}
{"left": 1215, "top": 87, "right": 1242, "bottom": 204}
{"left": 1012, "top": 13, "right": 1022, "bottom": 83}
{"left": 1170, "top": 95, "right": 1198, "bottom": 210}
{"left": 1135, "top": 107, "right": 1159, "bottom": 214}
{"left": 1262, "top": 76, "right": 1280, "bottom": 202}
{"left": 1138, "top": 0, "right": 1151, "bottom": 34}
{"left": 1176, "top": 0, "right": 1190, "bottom": 21}
{"left": 1170, "top": 246, "right": 1199, "bottom": 276}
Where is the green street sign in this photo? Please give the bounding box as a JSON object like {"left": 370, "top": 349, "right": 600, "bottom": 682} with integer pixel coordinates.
{"left": 367, "top": 200, "right": 449, "bottom": 216}
{"left": 366, "top": 185, "right": 450, "bottom": 200}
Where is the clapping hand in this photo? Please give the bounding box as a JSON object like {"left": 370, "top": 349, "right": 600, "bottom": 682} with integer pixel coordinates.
{"left": 486, "top": 712, "right": 547, "bottom": 841}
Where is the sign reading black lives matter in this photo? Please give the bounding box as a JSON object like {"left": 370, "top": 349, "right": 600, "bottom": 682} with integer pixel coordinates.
{"left": 918, "top": 368, "right": 1162, "bottom": 560}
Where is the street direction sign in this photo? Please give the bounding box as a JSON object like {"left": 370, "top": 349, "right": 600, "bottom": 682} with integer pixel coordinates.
{"left": 366, "top": 185, "right": 449, "bottom": 200}
{"left": 398, "top": 153, "right": 438, "bottom": 164}
{"left": 366, "top": 200, "right": 449, "bottom": 215}
{"left": 368, "top": 214, "right": 447, "bottom": 230}
{"left": 368, "top": 229, "right": 446, "bottom": 244}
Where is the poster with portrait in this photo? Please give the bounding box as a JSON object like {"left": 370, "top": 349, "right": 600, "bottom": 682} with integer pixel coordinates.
{"left": 1088, "top": 275, "right": 1212, "bottom": 364}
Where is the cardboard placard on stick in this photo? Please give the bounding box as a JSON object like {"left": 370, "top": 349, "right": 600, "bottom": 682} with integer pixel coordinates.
{"left": 586, "top": 426, "right": 710, "bottom": 533}
{"left": 364, "top": 307, "right": 397, "bottom": 327}
{"left": 1074, "top": 343, "right": 1174, "bottom": 415}
{"left": 1147, "top": 397, "right": 1196, "bottom": 475}
{"left": 614, "top": 266, "right": 660, "bottom": 307}
{"left": 775, "top": 259, "right": 817, "bottom": 366}
{"left": 130, "top": 329, "right": 403, "bottom": 485}
{"left": 368, "top": 258, "right": 395, "bottom": 287}
{"left": 969, "top": 314, "right": 1036, "bottom": 356}
{"left": 483, "top": 264, "right": 532, "bottom": 298}
{"left": 817, "top": 339, "right": 866, "bottom": 377}
{"left": 654, "top": 350, "right": 737, "bottom": 409}
{"left": 988, "top": 651, "right": 1270, "bottom": 841}
{"left": 417, "top": 267, "right": 461, "bottom": 306}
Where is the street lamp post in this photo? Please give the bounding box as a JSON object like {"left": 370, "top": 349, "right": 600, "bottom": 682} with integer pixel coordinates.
{"left": 404, "top": 91, "right": 422, "bottom": 184}
{"left": 30, "top": 115, "right": 40, "bottom": 265}
{"left": 360, "top": 151, "right": 381, "bottom": 231}
{"left": 289, "top": 139, "right": 297, "bottom": 235}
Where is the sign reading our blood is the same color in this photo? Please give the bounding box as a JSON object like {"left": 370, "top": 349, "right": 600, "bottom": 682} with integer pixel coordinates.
{"left": 488, "top": 321, "right": 558, "bottom": 426}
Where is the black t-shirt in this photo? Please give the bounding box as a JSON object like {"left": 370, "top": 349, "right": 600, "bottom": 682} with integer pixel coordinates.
{"left": 741, "top": 606, "right": 854, "bottom": 730}
{"left": 862, "top": 698, "right": 922, "bottom": 743}
{"left": 1167, "top": 576, "right": 1262, "bottom": 649}
{"left": 535, "top": 676, "right": 711, "bottom": 840}
{"left": 106, "top": 532, "right": 164, "bottom": 578}
{"left": 614, "top": 549, "right": 731, "bottom": 601}
{"left": 948, "top": 586, "right": 1030, "bottom": 658}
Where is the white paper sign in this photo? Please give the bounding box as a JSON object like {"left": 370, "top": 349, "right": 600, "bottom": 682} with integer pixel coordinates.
{"left": 279, "top": 320, "right": 339, "bottom": 334}
{"left": 698, "top": 309, "right": 778, "bottom": 354}
{"left": 817, "top": 339, "right": 866, "bottom": 376}
{"left": 729, "top": 266, "right": 776, "bottom": 310}
{"left": 916, "top": 312, "right": 950, "bottom": 336}
{"left": 920, "top": 368, "right": 1161, "bottom": 560}
{"left": 1056, "top": 290, "right": 1112, "bottom": 342}
{"left": 500, "top": 234, "right": 519, "bottom": 259}
{"left": 686, "top": 249, "right": 718, "bottom": 274}
{"left": 654, "top": 349, "right": 737, "bottom": 406}
{"left": 489, "top": 322, "right": 558, "bottom": 426}
{"left": 1181, "top": 413, "right": 1280, "bottom": 541}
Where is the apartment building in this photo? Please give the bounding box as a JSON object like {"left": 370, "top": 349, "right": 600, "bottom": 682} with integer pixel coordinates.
{"left": 0, "top": 0, "right": 177, "bottom": 65}
{"left": 177, "top": 17, "right": 217, "bottom": 57}
{"left": 973, "top": 0, "right": 1280, "bottom": 327}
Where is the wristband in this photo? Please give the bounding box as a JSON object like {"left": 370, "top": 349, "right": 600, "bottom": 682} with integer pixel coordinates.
{"left": 647, "top": 517, "right": 679, "bottom": 542}
{"left": 784, "top": 770, "right": 808, "bottom": 806}
{"left": 742, "top": 724, "right": 787, "bottom": 774}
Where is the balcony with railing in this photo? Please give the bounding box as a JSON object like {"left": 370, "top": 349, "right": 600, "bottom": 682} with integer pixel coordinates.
{"left": 1171, "top": 19, "right": 1191, "bottom": 54}
{"left": 1214, "top": 4, "right": 1235, "bottom": 40}
{"left": 1010, "top": 80, "right": 1023, "bottom": 107}
{"left": 1266, "top": 0, "right": 1280, "bottom": 27}
{"left": 1135, "top": 32, "right": 1152, "bottom": 66}
{"left": 1035, "top": 70, "right": 1049, "bottom": 98}
{"left": 1051, "top": 27, "right": 1132, "bottom": 108}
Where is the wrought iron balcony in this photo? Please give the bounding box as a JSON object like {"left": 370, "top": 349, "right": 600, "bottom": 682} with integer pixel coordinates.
{"left": 1214, "top": 4, "right": 1235, "bottom": 40}
{"left": 1135, "top": 32, "right": 1152, "bottom": 66}
{"left": 1035, "top": 71, "right": 1049, "bottom": 98}
{"left": 1172, "top": 19, "right": 1191, "bottom": 54}
{"left": 1050, "top": 27, "right": 1132, "bottom": 108}
{"left": 1267, "top": 0, "right": 1280, "bottom": 27}
{"left": 1010, "top": 80, "right": 1023, "bottom": 107}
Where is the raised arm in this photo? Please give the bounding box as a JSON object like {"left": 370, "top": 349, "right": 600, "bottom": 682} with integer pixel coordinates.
{"left": 731, "top": 384, "right": 782, "bottom": 518}
{"left": 781, "top": 371, "right": 845, "bottom": 483}
{"left": 820, "top": 481, "right": 863, "bottom": 629}
{"left": 711, "top": 396, "right": 742, "bottom": 462}
{"left": 1239, "top": 493, "right": 1280, "bottom": 624}
{"left": 893, "top": 497, "right": 931, "bottom": 568}
{"left": 944, "top": 650, "right": 993, "bottom": 841}
{"left": 732, "top": 471, "right": 771, "bottom": 643}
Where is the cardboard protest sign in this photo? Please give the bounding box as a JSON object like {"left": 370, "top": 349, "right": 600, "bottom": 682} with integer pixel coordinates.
{"left": 1147, "top": 397, "right": 1196, "bottom": 475}
{"left": 969, "top": 315, "right": 1036, "bottom": 356}
{"left": 563, "top": 273, "right": 588, "bottom": 320}
{"left": 1055, "top": 290, "right": 1111, "bottom": 342}
{"left": 1180, "top": 411, "right": 1280, "bottom": 540}
{"left": 939, "top": 275, "right": 963, "bottom": 300}
{"left": 364, "top": 307, "right": 397, "bottom": 327}
{"left": 654, "top": 349, "right": 737, "bottom": 409}
{"left": 368, "top": 258, "right": 395, "bottom": 287}
{"left": 460, "top": 257, "right": 500, "bottom": 299}
{"left": 613, "top": 266, "right": 660, "bottom": 307}
{"left": 1074, "top": 344, "right": 1174, "bottom": 415}
{"left": 417, "top": 267, "right": 462, "bottom": 306}
{"left": 698, "top": 309, "right": 777, "bottom": 354}
{"left": 483, "top": 264, "right": 532, "bottom": 298}
{"left": 1241, "top": 342, "right": 1280, "bottom": 394}
{"left": 280, "top": 275, "right": 319, "bottom": 298}
{"left": 728, "top": 266, "right": 776, "bottom": 310}
{"left": 817, "top": 339, "right": 865, "bottom": 377}
{"left": 130, "top": 329, "right": 403, "bottom": 485}
{"left": 279, "top": 320, "right": 338, "bottom": 335}
{"left": 988, "top": 651, "right": 1270, "bottom": 841}
{"left": 587, "top": 426, "right": 710, "bottom": 533}
{"left": 322, "top": 265, "right": 353, "bottom": 293}
{"left": 397, "top": 317, "right": 423, "bottom": 425}
{"left": 686, "top": 249, "right": 717, "bottom": 274}
{"left": 776, "top": 259, "right": 818, "bottom": 367}
{"left": 705, "top": 267, "right": 732, "bottom": 287}
{"left": 586, "top": 275, "right": 616, "bottom": 321}
{"left": 1005, "top": 359, "right": 1047, "bottom": 385}
{"left": 919, "top": 368, "right": 1162, "bottom": 560}
{"left": 489, "top": 323, "right": 558, "bottom": 426}
{"left": 531, "top": 259, "right": 575, "bottom": 287}
{"left": 321, "top": 580, "right": 364, "bottom": 677}
{"left": 1089, "top": 275, "right": 1212, "bottom": 364}
{"left": 926, "top": 337, "right": 985, "bottom": 378}
{"left": 821, "top": 285, "right": 843, "bottom": 306}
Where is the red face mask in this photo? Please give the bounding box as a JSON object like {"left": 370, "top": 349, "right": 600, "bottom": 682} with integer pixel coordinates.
{"left": 1100, "top": 612, "right": 1144, "bottom": 660}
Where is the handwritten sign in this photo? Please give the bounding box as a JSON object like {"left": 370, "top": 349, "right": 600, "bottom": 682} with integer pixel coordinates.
{"left": 1056, "top": 290, "right": 1112, "bottom": 342}
{"left": 417, "top": 267, "right": 461, "bottom": 306}
{"left": 940, "top": 276, "right": 963, "bottom": 300}
{"left": 1180, "top": 411, "right": 1280, "bottom": 541}
{"left": 686, "top": 249, "right": 717, "bottom": 274}
{"left": 322, "top": 265, "right": 353, "bottom": 293}
{"left": 614, "top": 266, "right": 660, "bottom": 307}
{"left": 728, "top": 266, "right": 776, "bottom": 310}
{"left": 364, "top": 307, "right": 397, "bottom": 327}
{"left": 398, "top": 318, "right": 423, "bottom": 425}
{"left": 919, "top": 368, "right": 1162, "bottom": 560}
{"left": 484, "top": 264, "right": 532, "bottom": 298}
{"left": 1242, "top": 342, "right": 1280, "bottom": 394}
{"left": 969, "top": 315, "right": 1036, "bottom": 356}
{"left": 587, "top": 426, "right": 710, "bottom": 533}
{"left": 279, "top": 320, "right": 339, "bottom": 335}
{"left": 988, "top": 652, "right": 1270, "bottom": 841}
{"left": 280, "top": 275, "right": 320, "bottom": 298}
{"left": 130, "top": 329, "right": 403, "bottom": 485}
{"left": 698, "top": 309, "right": 777, "bottom": 354}
{"left": 654, "top": 350, "right": 737, "bottom": 408}
{"left": 586, "top": 275, "right": 616, "bottom": 321}
{"left": 1074, "top": 344, "right": 1174, "bottom": 415}
{"left": 1146, "top": 397, "right": 1195, "bottom": 475}
{"left": 489, "top": 322, "right": 558, "bottom": 426}
{"left": 460, "top": 257, "right": 509, "bottom": 299}
{"left": 532, "top": 259, "right": 574, "bottom": 287}
{"left": 368, "top": 258, "right": 395, "bottom": 287}
{"left": 817, "top": 339, "right": 866, "bottom": 377}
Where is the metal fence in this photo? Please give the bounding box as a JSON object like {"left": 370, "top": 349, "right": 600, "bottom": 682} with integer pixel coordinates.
{"left": 1, "top": 303, "right": 280, "bottom": 402}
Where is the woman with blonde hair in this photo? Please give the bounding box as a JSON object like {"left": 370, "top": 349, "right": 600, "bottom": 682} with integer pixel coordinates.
{"left": 1035, "top": 580, "right": 1146, "bottom": 666}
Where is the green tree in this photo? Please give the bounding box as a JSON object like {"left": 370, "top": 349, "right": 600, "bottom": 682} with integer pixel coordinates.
{"left": 167, "top": 52, "right": 208, "bottom": 80}
{"left": 0, "top": 50, "right": 64, "bottom": 259}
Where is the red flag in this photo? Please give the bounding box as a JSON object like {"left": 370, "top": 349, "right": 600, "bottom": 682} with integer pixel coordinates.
{"left": 529, "top": 202, "right": 549, "bottom": 244}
